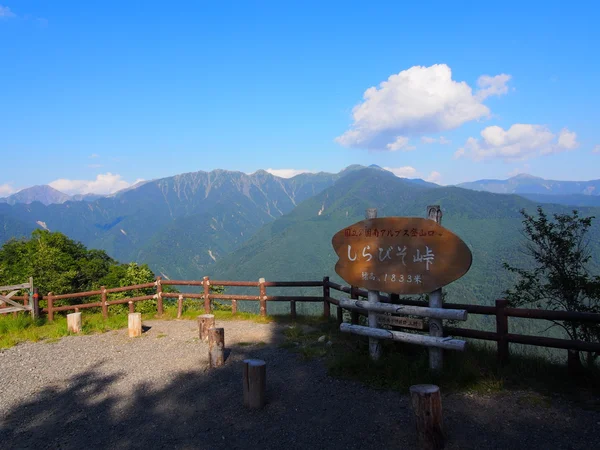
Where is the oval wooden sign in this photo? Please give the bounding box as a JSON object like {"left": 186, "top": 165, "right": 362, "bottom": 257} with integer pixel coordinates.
{"left": 332, "top": 217, "right": 472, "bottom": 294}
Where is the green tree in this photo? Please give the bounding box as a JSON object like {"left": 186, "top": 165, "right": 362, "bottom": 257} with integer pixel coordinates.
{"left": 503, "top": 207, "right": 600, "bottom": 366}
{"left": 0, "top": 230, "right": 114, "bottom": 295}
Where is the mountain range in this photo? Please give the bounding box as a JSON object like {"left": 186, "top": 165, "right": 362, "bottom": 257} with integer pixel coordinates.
{"left": 0, "top": 185, "right": 102, "bottom": 206}
{"left": 3, "top": 171, "right": 600, "bottom": 208}
{"left": 1, "top": 166, "right": 599, "bottom": 325}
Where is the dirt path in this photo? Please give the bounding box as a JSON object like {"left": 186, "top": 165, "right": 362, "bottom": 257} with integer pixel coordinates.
{"left": 0, "top": 319, "right": 598, "bottom": 449}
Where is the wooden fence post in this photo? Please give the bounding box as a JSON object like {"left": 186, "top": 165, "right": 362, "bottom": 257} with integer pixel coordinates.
{"left": 337, "top": 306, "right": 343, "bottom": 325}
{"left": 128, "top": 301, "right": 134, "bottom": 314}
{"left": 156, "top": 276, "right": 163, "bottom": 315}
{"left": 323, "top": 276, "right": 330, "bottom": 319}
{"left": 259, "top": 278, "right": 267, "bottom": 317}
{"left": 209, "top": 327, "right": 225, "bottom": 368}
{"left": 427, "top": 205, "right": 443, "bottom": 371}
{"left": 33, "top": 287, "right": 40, "bottom": 320}
{"left": 101, "top": 286, "right": 108, "bottom": 319}
{"left": 365, "top": 208, "right": 381, "bottom": 361}
{"left": 290, "top": 300, "right": 297, "bottom": 320}
{"left": 231, "top": 299, "right": 237, "bottom": 315}
{"left": 203, "top": 276, "right": 211, "bottom": 313}
{"left": 495, "top": 299, "right": 509, "bottom": 365}
{"left": 350, "top": 286, "right": 359, "bottom": 325}
{"left": 47, "top": 292, "right": 54, "bottom": 321}
{"left": 243, "top": 359, "right": 266, "bottom": 409}
{"left": 410, "top": 384, "right": 445, "bottom": 450}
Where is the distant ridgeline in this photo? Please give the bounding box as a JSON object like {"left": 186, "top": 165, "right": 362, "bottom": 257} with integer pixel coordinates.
{"left": 1, "top": 167, "right": 600, "bottom": 341}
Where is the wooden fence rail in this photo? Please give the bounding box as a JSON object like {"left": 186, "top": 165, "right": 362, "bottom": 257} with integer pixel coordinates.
{"left": 4, "top": 275, "right": 600, "bottom": 366}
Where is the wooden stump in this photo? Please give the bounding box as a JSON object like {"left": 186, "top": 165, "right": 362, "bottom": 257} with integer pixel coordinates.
{"left": 243, "top": 359, "right": 266, "bottom": 409}
{"left": 198, "top": 314, "right": 215, "bottom": 341}
{"left": 67, "top": 312, "right": 82, "bottom": 333}
{"left": 177, "top": 295, "right": 184, "bottom": 319}
{"left": 208, "top": 327, "right": 225, "bottom": 368}
{"left": 409, "top": 384, "right": 445, "bottom": 450}
{"left": 128, "top": 313, "right": 142, "bottom": 338}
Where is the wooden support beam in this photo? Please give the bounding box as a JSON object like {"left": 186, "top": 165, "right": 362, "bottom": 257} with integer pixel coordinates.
{"left": 243, "top": 359, "right": 266, "bottom": 409}
{"left": 128, "top": 313, "right": 142, "bottom": 337}
{"left": 208, "top": 327, "right": 225, "bottom": 368}
{"left": 338, "top": 299, "right": 468, "bottom": 321}
{"left": 427, "top": 205, "right": 444, "bottom": 372}
{"left": 340, "top": 323, "right": 466, "bottom": 351}
{"left": 67, "top": 312, "right": 82, "bottom": 333}
{"left": 198, "top": 314, "right": 215, "bottom": 342}
{"left": 410, "top": 384, "right": 445, "bottom": 450}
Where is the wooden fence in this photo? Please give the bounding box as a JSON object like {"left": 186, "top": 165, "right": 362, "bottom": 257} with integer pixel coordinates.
{"left": 4, "top": 276, "right": 600, "bottom": 365}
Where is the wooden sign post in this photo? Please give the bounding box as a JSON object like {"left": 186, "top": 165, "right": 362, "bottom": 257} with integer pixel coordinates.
{"left": 427, "top": 205, "right": 443, "bottom": 372}
{"left": 331, "top": 208, "right": 473, "bottom": 368}
{"left": 365, "top": 208, "right": 381, "bottom": 361}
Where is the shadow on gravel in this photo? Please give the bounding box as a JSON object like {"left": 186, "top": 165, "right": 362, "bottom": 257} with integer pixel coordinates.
{"left": 1, "top": 347, "right": 598, "bottom": 450}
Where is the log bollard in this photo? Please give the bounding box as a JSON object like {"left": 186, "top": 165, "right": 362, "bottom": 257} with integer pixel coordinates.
{"left": 67, "top": 312, "right": 82, "bottom": 333}
{"left": 243, "top": 359, "right": 266, "bottom": 409}
{"left": 208, "top": 327, "right": 225, "bottom": 368}
{"left": 177, "top": 295, "right": 184, "bottom": 319}
{"left": 128, "top": 313, "right": 142, "bottom": 338}
{"left": 409, "top": 384, "right": 445, "bottom": 450}
{"left": 198, "top": 314, "right": 215, "bottom": 341}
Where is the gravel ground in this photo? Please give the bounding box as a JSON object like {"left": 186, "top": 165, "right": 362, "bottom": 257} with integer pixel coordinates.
{"left": 0, "top": 319, "right": 598, "bottom": 450}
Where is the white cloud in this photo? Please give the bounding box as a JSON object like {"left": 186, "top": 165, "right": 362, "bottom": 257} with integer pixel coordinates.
{"left": 386, "top": 136, "right": 415, "bottom": 151}
{"left": 426, "top": 171, "right": 442, "bottom": 183}
{"left": 0, "top": 5, "right": 15, "bottom": 18}
{"left": 383, "top": 166, "right": 418, "bottom": 178}
{"left": 49, "top": 173, "right": 135, "bottom": 195}
{"left": 421, "top": 136, "right": 451, "bottom": 145}
{"left": 265, "top": 168, "right": 314, "bottom": 178}
{"left": 475, "top": 74, "right": 512, "bottom": 101}
{"left": 556, "top": 128, "right": 578, "bottom": 150}
{"left": 593, "top": 145, "right": 600, "bottom": 154}
{"left": 335, "top": 64, "right": 511, "bottom": 151}
{"left": 455, "top": 124, "right": 579, "bottom": 161}
{"left": 89, "top": 153, "right": 99, "bottom": 158}
{"left": 0, "top": 183, "right": 16, "bottom": 196}
{"left": 383, "top": 167, "right": 443, "bottom": 184}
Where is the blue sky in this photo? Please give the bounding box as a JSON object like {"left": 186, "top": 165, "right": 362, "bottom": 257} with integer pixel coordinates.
{"left": 1, "top": 1, "right": 598, "bottom": 195}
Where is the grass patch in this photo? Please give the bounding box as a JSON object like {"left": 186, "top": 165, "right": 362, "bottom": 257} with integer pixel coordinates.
{"left": 280, "top": 318, "right": 600, "bottom": 397}
{"left": 0, "top": 313, "right": 128, "bottom": 350}
{"left": 158, "top": 305, "right": 273, "bottom": 324}
{"left": 0, "top": 305, "right": 273, "bottom": 350}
